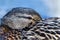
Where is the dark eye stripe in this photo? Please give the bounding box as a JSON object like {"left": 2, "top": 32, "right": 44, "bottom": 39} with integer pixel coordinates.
{"left": 16, "top": 16, "right": 32, "bottom": 19}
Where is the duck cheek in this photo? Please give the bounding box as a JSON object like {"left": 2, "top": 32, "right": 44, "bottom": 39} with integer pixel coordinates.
{"left": 11, "top": 20, "right": 23, "bottom": 29}
{"left": 11, "top": 19, "right": 30, "bottom": 29}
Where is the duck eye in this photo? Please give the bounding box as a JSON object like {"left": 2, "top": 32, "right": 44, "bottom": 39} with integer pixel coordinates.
{"left": 16, "top": 16, "right": 32, "bottom": 19}
{"left": 27, "top": 17, "right": 32, "bottom": 19}
{"left": 16, "top": 16, "right": 22, "bottom": 18}
{"left": 17, "top": 16, "right": 21, "bottom": 18}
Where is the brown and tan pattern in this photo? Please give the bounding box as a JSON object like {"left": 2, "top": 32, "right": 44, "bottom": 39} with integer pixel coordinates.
{"left": 0, "top": 25, "right": 22, "bottom": 40}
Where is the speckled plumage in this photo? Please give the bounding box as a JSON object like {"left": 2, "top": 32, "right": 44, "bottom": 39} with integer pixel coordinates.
{"left": 0, "top": 25, "right": 22, "bottom": 40}
{"left": 22, "top": 17, "right": 60, "bottom": 40}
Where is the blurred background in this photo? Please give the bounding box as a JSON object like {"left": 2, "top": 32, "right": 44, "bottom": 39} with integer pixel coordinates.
{"left": 0, "top": 0, "right": 60, "bottom": 19}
